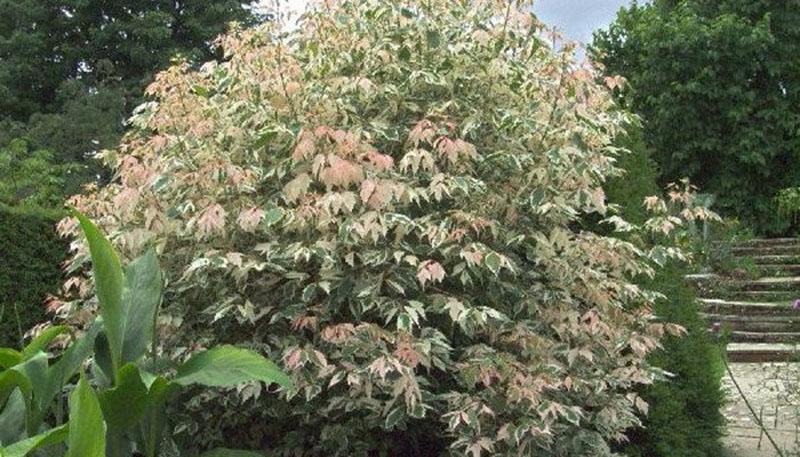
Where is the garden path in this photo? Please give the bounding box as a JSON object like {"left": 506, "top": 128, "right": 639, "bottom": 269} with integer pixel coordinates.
{"left": 689, "top": 238, "right": 800, "bottom": 456}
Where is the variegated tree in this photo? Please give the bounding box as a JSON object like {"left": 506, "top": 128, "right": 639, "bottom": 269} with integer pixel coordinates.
{"left": 57, "top": 0, "right": 712, "bottom": 455}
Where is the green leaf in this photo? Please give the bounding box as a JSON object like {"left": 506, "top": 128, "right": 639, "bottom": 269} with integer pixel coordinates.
{"left": 400, "top": 7, "right": 415, "bottom": 18}
{"left": 0, "top": 371, "right": 32, "bottom": 418}
{"left": 0, "top": 424, "right": 67, "bottom": 457}
{"left": 99, "top": 363, "right": 148, "bottom": 431}
{"left": 384, "top": 406, "right": 404, "bottom": 429}
{"left": 192, "top": 84, "right": 210, "bottom": 97}
{"left": 198, "top": 449, "right": 266, "bottom": 457}
{"left": 21, "top": 326, "right": 69, "bottom": 360}
{"left": 0, "top": 389, "right": 26, "bottom": 445}
{"left": 65, "top": 375, "right": 105, "bottom": 457}
{"left": 174, "top": 346, "right": 291, "bottom": 388}
{"left": 93, "top": 332, "right": 114, "bottom": 382}
{"left": 39, "top": 320, "right": 102, "bottom": 418}
{"left": 0, "top": 350, "right": 22, "bottom": 370}
{"left": 10, "top": 353, "right": 49, "bottom": 420}
{"left": 73, "top": 211, "right": 125, "bottom": 373}
{"left": 119, "top": 248, "right": 162, "bottom": 365}
{"left": 396, "top": 313, "right": 412, "bottom": 332}
{"left": 138, "top": 376, "right": 175, "bottom": 457}
{"left": 425, "top": 30, "right": 441, "bottom": 48}
{"left": 262, "top": 208, "right": 283, "bottom": 226}
{"left": 484, "top": 252, "right": 502, "bottom": 275}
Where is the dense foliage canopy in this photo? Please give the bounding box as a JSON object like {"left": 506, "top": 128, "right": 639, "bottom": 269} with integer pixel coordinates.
{"left": 0, "top": 0, "right": 261, "bottom": 191}
{"left": 593, "top": 0, "right": 800, "bottom": 234}
{"left": 0, "top": 1, "right": 261, "bottom": 337}
{"left": 58, "top": 0, "right": 715, "bottom": 455}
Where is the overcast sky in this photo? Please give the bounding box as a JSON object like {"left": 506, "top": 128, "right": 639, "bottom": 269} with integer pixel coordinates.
{"left": 266, "top": 0, "right": 635, "bottom": 44}
{"left": 535, "top": 0, "right": 634, "bottom": 44}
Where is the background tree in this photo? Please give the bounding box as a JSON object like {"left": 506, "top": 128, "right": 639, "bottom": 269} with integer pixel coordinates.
{"left": 0, "top": 0, "right": 263, "bottom": 350}
{"left": 0, "top": 0, "right": 262, "bottom": 190}
{"left": 592, "top": 0, "right": 800, "bottom": 234}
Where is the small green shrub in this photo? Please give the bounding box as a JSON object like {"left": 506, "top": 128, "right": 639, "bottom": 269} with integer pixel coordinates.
{"left": 775, "top": 187, "right": 800, "bottom": 234}
{"left": 0, "top": 204, "right": 66, "bottom": 348}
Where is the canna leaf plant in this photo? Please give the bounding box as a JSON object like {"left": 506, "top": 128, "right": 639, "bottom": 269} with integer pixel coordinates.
{"left": 0, "top": 211, "right": 290, "bottom": 457}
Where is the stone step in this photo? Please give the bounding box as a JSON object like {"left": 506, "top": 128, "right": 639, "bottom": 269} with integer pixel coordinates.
{"left": 727, "top": 343, "right": 800, "bottom": 363}
{"left": 730, "top": 245, "right": 800, "bottom": 256}
{"left": 728, "top": 276, "right": 800, "bottom": 291}
{"left": 729, "top": 331, "right": 800, "bottom": 344}
{"left": 699, "top": 298, "right": 794, "bottom": 316}
{"left": 757, "top": 263, "right": 800, "bottom": 276}
{"left": 728, "top": 238, "right": 800, "bottom": 247}
{"left": 702, "top": 313, "right": 800, "bottom": 332}
{"left": 711, "top": 290, "right": 800, "bottom": 302}
{"left": 752, "top": 255, "right": 800, "bottom": 265}
{"left": 686, "top": 274, "right": 800, "bottom": 291}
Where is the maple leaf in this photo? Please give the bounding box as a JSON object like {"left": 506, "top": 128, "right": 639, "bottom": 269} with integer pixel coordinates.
{"left": 417, "top": 260, "right": 446, "bottom": 287}
{"left": 237, "top": 207, "right": 264, "bottom": 232}
{"left": 197, "top": 203, "right": 227, "bottom": 237}
{"left": 284, "top": 173, "right": 312, "bottom": 202}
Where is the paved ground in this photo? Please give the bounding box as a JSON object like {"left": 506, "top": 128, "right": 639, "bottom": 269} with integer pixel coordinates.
{"left": 723, "top": 363, "right": 800, "bottom": 456}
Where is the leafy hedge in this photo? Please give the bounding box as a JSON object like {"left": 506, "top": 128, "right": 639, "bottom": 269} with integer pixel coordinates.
{"left": 624, "top": 261, "right": 725, "bottom": 457}
{"left": 0, "top": 204, "right": 66, "bottom": 348}
{"left": 606, "top": 133, "right": 725, "bottom": 457}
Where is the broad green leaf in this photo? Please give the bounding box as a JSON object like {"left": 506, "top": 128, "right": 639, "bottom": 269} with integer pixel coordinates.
{"left": 10, "top": 352, "right": 49, "bottom": 427}
{"left": 35, "top": 319, "right": 103, "bottom": 432}
{"left": 0, "top": 371, "right": 31, "bottom": 416}
{"left": 99, "top": 363, "right": 148, "bottom": 431}
{"left": 174, "top": 346, "right": 291, "bottom": 388}
{"left": 0, "top": 389, "right": 26, "bottom": 445}
{"left": 73, "top": 211, "right": 125, "bottom": 373}
{"left": 199, "top": 449, "right": 266, "bottom": 457}
{"left": 0, "top": 350, "right": 22, "bottom": 370}
{"left": 65, "top": 375, "right": 105, "bottom": 457}
{"left": 0, "top": 424, "right": 67, "bottom": 457}
{"left": 138, "top": 376, "right": 176, "bottom": 457}
{"left": 21, "top": 326, "right": 69, "bottom": 360}
{"left": 119, "top": 249, "right": 162, "bottom": 365}
{"left": 93, "top": 332, "right": 114, "bottom": 382}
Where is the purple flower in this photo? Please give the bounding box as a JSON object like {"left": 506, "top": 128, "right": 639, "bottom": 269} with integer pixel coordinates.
{"left": 793, "top": 300, "right": 800, "bottom": 310}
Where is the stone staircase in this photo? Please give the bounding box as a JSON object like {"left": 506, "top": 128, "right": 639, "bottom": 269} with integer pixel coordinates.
{"left": 689, "top": 238, "right": 800, "bottom": 362}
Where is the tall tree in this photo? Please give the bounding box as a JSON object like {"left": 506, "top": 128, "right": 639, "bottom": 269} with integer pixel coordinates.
{"left": 592, "top": 0, "right": 800, "bottom": 234}
{"left": 0, "top": 0, "right": 261, "bottom": 189}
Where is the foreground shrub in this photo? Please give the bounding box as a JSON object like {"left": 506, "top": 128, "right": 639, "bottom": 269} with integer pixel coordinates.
{"left": 0, "top": 204, "right": 65, "bottom": 348}
{"left": 0, "top": 212, "right": 288, "bottom": 456}
{"left": 59, "top": 1, "right": 712, "bottom": 454}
